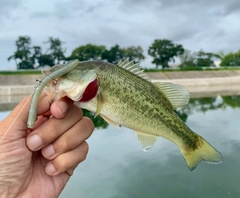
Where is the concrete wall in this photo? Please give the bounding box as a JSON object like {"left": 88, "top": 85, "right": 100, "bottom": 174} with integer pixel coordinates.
{"left": 0, "top": 74, "right": 42, "bottom": 86}
{"left": 0, "top": 71, "right": 240, "bottom": 97}
{"left": 0, "top": 85, "right": 34, "bottom": 96}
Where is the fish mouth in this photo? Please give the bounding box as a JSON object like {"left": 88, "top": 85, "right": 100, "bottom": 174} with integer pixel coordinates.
{"left": 44, "top": 69, "right": 98, "bottom": 102}
{"left": 79, "top": 78, "right": 98, "bottom": 102}
{"left": 56, "top": 78, "right": 98, "bottom": 102}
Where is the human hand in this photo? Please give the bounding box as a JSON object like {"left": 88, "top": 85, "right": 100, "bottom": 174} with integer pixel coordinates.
{"left": 0, "top": 94, "right": 94, "bottom": 198}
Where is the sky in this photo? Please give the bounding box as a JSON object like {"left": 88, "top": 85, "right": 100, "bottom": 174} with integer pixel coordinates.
{"left": 0, "top": 0, "right": 240, "bottom": 70}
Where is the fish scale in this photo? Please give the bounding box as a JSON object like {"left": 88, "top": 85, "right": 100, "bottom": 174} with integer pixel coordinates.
{"left": 33, "top": 59, "right": 222, "bottom": 171}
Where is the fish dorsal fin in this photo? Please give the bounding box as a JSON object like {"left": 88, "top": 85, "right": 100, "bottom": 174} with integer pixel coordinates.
{"left": 117, "top": 59, "right": 149, "bottom": 80}
{"left": 154, "top": 82, "right": 190, "bottom": 109}
{"left": 135, "top": 132, "right": 158, "bottom": 152}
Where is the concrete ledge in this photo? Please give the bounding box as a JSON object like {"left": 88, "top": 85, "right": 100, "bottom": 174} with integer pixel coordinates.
{"left": 0, "top": 76, "right": 240, "bottom": 101}
{"left": 152, "top": 76, "right": 240, "bottom": 86}
{"left": 152, "top": 76, "right": 240, "bottom": 97}
{"left": 0, "top": 85, "right": 34, "bottom": 97}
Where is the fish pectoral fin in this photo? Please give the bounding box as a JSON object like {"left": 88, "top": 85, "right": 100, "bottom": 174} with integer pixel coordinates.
{"left": 95, "top": 91, "right": 104, "bottom": 117}
{"left": 135, "top": 132, "right": 158, "bottom": 152}
{"left": 154, "top": 82, "right": 190, "bottom": 109}
{"left": 100, "top": 114, "right": 120, "bottom": 128}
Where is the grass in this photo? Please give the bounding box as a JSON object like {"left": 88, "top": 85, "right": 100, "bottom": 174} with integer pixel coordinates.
{"left": 143, "top": 66, "right": 240, "bottom": 72}
{"left": 0, "top": 66, "right": 240, "bottom": 75}
{"left": 0, "top": 70, "right": 41, "bottom": 75}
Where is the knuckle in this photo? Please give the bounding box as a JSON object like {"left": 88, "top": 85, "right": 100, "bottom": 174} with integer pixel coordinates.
{"left": 58, "top": 135, "right": 71, "bottom": 151}
{"left": 55, "top": 158, "right": 69, "bottom": 171}
{"left": 80, "top": 141, "right": 89, "bottom": 158}
{"left": 82, "top": 117, "right": 94, "bottom": 135}
{"left": 42, "top": 123, "right": 59, "bottom": 141}
{"left": 72, "top": 106, "right": 83, "bottom": 118}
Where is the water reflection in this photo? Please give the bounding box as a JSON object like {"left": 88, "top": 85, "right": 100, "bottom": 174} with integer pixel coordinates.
{"left": 85, "top": 95, "right": 240, "bottom": 129}
{"left": 1, "top": 95, "right": 240, "bottom": 198}
{"left": 59, "top": 95, "right": 240, "bottom": 198}
{"left": 1, "top": 95, "right": 240, "bottom": 129}
{"left": 82, "top": 95, "right": 240, "bottom": 129}
{"left": 177, "top": 95, "right": 240, "bottom": 122}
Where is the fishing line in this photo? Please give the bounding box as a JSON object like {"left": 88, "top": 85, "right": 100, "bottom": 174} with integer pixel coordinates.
{"left": 0, "top": 92, "right": 33, "bottom": 144}
{"left": 0, "top": 77, "right": 43, "bottom": 143}
{"left": 27, "top": 59, "right": 79, "bottom": 128}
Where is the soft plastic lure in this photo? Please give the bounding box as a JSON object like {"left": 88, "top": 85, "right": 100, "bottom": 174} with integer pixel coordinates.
{"left": 27, "top": 59, "right": 79, "bottom": 128}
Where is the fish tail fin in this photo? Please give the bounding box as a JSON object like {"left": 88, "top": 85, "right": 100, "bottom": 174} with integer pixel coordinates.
{"left": 180, "top": 135, "right": 223, "bottom": 171}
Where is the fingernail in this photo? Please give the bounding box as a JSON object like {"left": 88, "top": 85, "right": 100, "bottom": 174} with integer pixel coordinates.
{"left": 46, "top": 163, "right": 56, "bottom": 175}
{"left": 27, "top": 134, "right": 42, "bottom": 151}
{"left": 58, "top": 101, "right": 68, "bottom": 115}
{"left": 43, "top": 144, "right": 55, "bottom": 159}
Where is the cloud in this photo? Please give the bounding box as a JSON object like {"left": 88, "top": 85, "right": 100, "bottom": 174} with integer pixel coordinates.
{"left": 52, "top": 0, "right": 106, "bottom": 19}
{"left": 1, "top": 0, "right": 240, "bottom": 70}
{"left": 0, "top": 0, "right": 23, "bottom": 18}
{"left": 29, "top": 11, "right": 54, "bottom": 19}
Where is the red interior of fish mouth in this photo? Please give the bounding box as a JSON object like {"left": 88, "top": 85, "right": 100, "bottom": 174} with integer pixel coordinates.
{"left": 79, "top": 78, "right": 98, "bottom": 102}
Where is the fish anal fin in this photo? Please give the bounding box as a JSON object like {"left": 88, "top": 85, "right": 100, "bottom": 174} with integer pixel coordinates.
{"left": 154, "top": 82, "right": 190, "bottom": 109}
{"left": 180, "top": 136, "right": 223, "bottom": 171}
{"left": 135, "top": 132, "right": 158, "bottom": 152}
{"left": 100, "top": 114, "right": 120, "bottom": 128}
{"left": 117, "top": 59, "right": 149, "bottom": 80}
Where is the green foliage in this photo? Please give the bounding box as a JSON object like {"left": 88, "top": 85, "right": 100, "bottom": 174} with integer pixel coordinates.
{"left": 196, "top": 50, "right": 216, "bottom": 66}
{"left": 148, "top": 39, "right": 184, "bottom": 68}
{"left": 122, "top": 46, "right": 145, "bottom": 63}
{"left": 220, "top": 51, "right": 240, "bottom": 66}
{"left": 70, "top": 44, "right": 106, "bottom": 61}
{"left": 82, "top": 109, "right": 108, "bottom": 129}
{"left": 44, "top": 37, "right": 66, "bottom": 64}
{"left": 8, "top": 36, "right": 66, "bottom": 69}
{"left": 31, "top": 46, "right": 42, "bottom": 65}
{"left": 102, "top": 44, "right": 123, "bottom": 64}
{"left": 0, "top": 70, "right": 41, "bottom": 75}
{"left": 9, "top": 35, "right": 240, "bottom": 70}
{"left": 8, "top": 36, "right": 34, "bottom": 69}
{"left": 176, "top": 95, "right": 240, "bottom": 122}
{"left": 179, "top": 49, "right": 218, "bottom": 68}
{"left": 9, "top": 36, "right": 145, "bottom": 70}
{"left": 38, "top": 54, "right": 54, "bottom": 67}
{"left": 178, "top": 49, "right": 197, "bottom": 67}
{"left": 70, "top": 44, "right": 145, "bottom": 64}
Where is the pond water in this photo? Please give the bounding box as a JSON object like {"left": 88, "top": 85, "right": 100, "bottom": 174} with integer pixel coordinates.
{"left": 0, "top": 95, "right": 240, "bottom": 198}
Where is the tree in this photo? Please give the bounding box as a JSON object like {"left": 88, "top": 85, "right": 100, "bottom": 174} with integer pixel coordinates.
{"left": 148, "top": 39, "right": 184, "bottom": 68}
{"left": 70, "top": 44, "right": 106, "bottom": 61}
{"left": 179, "top": 49, "right": 219, "bottom": 67}
{"left": 196, "top": 50, "right": 216, "bottom": 67}
{"left": 30, "top": 46, "right": 42, "bottom": 66}
{"left": 122, "top": 46, "right": 145, "bottom": 63}
{"left": 102, "top": 45, "right": 124, "bottom": 64}
{"left": 44, "top": 37, "right": 66, "bottom": 64}
{"left": 38, "top": 54, "right": 54, "bottom": 67}
{"left": 179, "top": 49, "right": 197, "bottom": 67}
{"left": 8, "top": 36, "right": 34, "bottom": 69}
{"left": 220, "top": 51, "right": 240, "bottom": 66}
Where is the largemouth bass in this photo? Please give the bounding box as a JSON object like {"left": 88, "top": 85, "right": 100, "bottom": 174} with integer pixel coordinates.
{"left": 39, "top": 59, "right": 222, "bottom": 171}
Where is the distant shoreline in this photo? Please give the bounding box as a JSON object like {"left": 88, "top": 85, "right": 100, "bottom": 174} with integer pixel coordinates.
{"left": 0, "top": 70, "right": 240, "bottom": 99}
